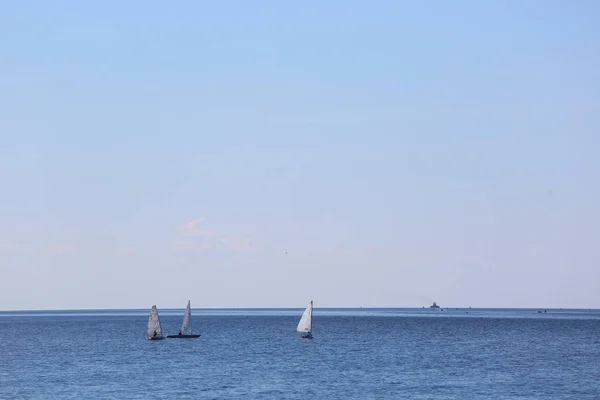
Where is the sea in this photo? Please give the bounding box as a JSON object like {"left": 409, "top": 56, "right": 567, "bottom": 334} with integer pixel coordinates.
{"left": 1, "top": 308, "right": 599, "bottom": 399}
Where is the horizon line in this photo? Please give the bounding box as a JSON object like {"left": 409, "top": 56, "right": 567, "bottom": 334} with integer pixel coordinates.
{"left": 1, "top": 306, "right": 598, "bottom": 313}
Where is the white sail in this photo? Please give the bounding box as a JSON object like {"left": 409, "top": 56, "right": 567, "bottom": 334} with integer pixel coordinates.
{"left": 147, "top": 305, "right": 163, "bottom": 338}
{"left": 181, "top": 300, "right": 193, "bottom": 335}
{"left": 296, "top": 300, "right": 313, "bottom": 333}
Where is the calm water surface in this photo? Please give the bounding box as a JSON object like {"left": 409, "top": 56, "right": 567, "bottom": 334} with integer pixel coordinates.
{"left": 1, "top": 308, "right": 599, "bottom": 399}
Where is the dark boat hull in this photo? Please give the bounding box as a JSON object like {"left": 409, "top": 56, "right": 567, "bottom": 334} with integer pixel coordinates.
{"left": 147, "top": 336, "right": 165, "bottom": 341}
{"left": 166, "top": 334, "right": 201, "bottom": 339}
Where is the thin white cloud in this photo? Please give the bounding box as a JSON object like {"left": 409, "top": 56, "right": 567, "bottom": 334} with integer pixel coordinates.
{"left": 116, "top": 245, "right": 137, "bottom": 255}
{"left": 47, "top": 243, "right": 74, "bottom": 257}
{"left": 526, "top": 246, "right": 544, "bottom": 255}
{"left": 0, "top": 241, "right": 16, "bottom": 250}
{"left": 176, "top": 217, "right": 207, "bottom": 236}
{"left": 170, "top": 217, "right": 258, "bottom": 254}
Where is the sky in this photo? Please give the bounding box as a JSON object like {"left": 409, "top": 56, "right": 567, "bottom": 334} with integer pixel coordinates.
{"left": 0, "top": 0, "right": 599, "bottom": 310}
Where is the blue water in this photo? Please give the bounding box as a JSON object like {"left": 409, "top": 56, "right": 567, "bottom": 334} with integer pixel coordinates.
{"left": 1, "top": 308, "right": 599, "bottom": 399}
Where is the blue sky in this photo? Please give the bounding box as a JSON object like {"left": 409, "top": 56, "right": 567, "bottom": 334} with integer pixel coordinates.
{"left": 1, "top": 1, "right": 598, "bottom": 310}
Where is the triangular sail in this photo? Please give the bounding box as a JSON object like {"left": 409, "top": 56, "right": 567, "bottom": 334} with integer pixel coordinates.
{"left": 181, "top": 300, "right": 193, "bottom": 335}
{"left": 296, "top": 300, "right": 313, "bottom": 333}
{"left": 147, "top": 305, "right": 163, "bottom": 338}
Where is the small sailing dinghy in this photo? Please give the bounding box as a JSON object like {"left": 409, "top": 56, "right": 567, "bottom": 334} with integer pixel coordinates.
{"left": 167, "top": 300, "right": 201, "bottom": 339}
{"left": 296, "top": 300, "right": 313, "bottom": 339}
{"left": 147, "top": 305, "right": 165, "bottom": 340}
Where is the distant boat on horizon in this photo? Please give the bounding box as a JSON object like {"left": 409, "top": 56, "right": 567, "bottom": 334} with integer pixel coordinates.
{"left": 146, "top": 305, "right": 165, "bottom": 340}
{"left": 167, "top": 300, "right": 201, "bottom": 339}
{"left": 430, "top": 302, "right": 440, "bottom": 309}
{"left": 296, "top": 300, "right": 313, "bottom": 339}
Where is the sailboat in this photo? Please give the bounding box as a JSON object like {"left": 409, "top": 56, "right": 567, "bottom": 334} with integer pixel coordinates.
{"left": 296, "top": 300, "right": 313, "bottom": 339}
{"left": 167, "top": 300, "right": 201, "bottom": 339}
{"left": 146, "top": 305, "right": 165, "bottom": 340}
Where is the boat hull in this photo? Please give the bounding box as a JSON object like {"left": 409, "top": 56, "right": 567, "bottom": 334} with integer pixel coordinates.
{"left": 147, "top": 336, "right": 165, "bottom": 341}
{"left": 166, "top": 334, "right": 201, "bottom": 339}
